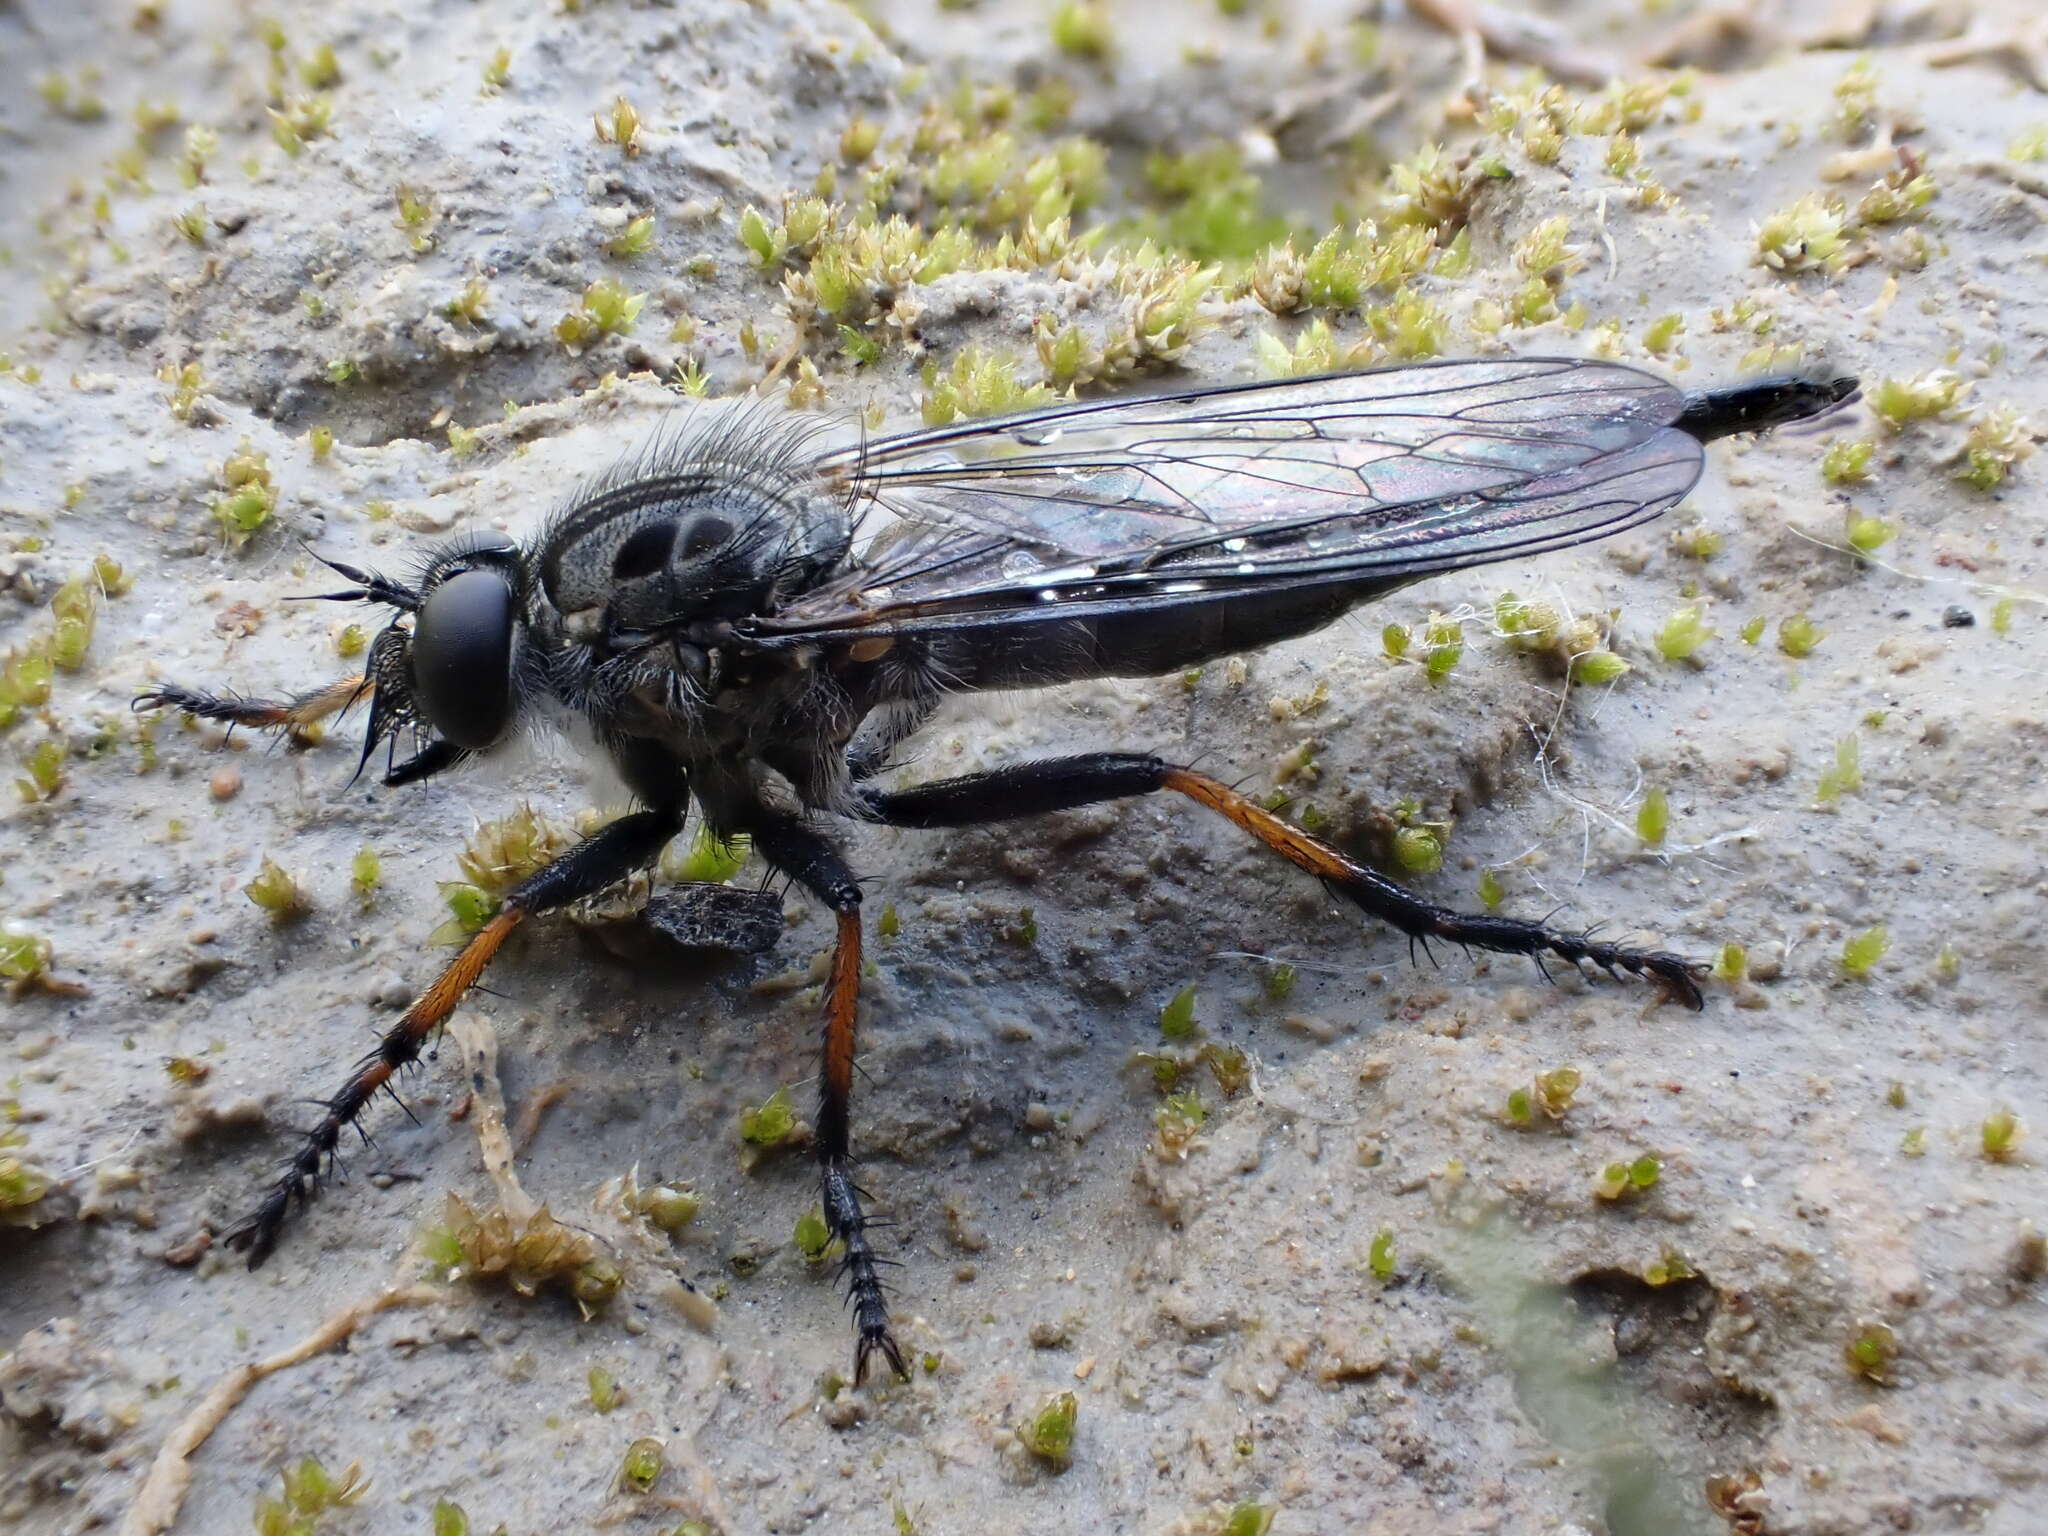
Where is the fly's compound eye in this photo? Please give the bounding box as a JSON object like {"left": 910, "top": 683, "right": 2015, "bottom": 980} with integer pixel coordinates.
{"left": 411, "top": 567, "right": 517, "bottom": 749}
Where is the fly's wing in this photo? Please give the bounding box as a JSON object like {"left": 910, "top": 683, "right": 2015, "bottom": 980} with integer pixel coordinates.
{"left": 749, "top": 356, "right": 1705, "bottom": 643}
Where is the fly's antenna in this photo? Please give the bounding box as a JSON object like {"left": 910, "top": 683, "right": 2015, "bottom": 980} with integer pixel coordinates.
{"left": 287, "top": 543, "right": 423, "bottom": 611}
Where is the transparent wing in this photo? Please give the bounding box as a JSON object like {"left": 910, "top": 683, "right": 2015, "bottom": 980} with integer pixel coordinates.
{"left": 754, "top": 357, "right": 1704, "bottom": 641}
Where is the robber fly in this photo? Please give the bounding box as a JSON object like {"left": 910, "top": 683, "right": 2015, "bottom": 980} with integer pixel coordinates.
{"left": 136, "top": 356, "right": 1855, "bottom": 1381}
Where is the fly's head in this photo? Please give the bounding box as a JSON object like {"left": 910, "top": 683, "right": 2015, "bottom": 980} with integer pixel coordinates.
{"left": 310, "top": 533, "right": 537, "bottom": 784}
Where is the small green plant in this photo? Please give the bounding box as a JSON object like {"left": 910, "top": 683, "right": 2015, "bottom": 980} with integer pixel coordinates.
{"left": 1594, "top": 1155, "right": 1661, "bottom": 1201}
{"left": 1368, "top": 1227, "right": 1395, "bottom": 1280}
{"left": 244, "top": 858, "right": 309, "bottom": 923}
{"left": 1049, "top": 2, "right": 1112, "bottom": 59}
{"left": 1841, "top": 925, "right": 1888, "bottom": 978}
{"left": 618, "top": 1437, "right": 664, "bottom": 1493}
{"left": 1654, "top": 606, "right": 1713, "bottom": 663}
{"left": 1844, "top": 1322, "right": 1897, "bottom": 1383}
{"left": 1982, "top": 1108, "right": 2023, "bottom": 1162}
{"left": 1821, "top": 438, "right": 1875, "bottom": 483}
{"left": 1777, "top": 614, "right": 1824, "bottom": 658}
{"left": 1019, "top": 1390, "right": 1079, "bottom": 1468}
{"left": 740, "top": 1086, "right": 797, "bottom": 1151}
{"left": 1158, "top": 984, "right": 1198, "bottom": 1041}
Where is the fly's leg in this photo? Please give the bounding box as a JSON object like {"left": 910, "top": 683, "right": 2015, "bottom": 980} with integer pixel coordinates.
{"left": 229, "top": 807, "right": 684, "bottom": 1266}
{"left": 749, "top": 818, "right": 906, "bottom": 1385}
{"left": 862, "top": 753, "right": 1704, "bottom": 1009}
{"left": 135, "top": 674, "right": 368, "bottom": 744}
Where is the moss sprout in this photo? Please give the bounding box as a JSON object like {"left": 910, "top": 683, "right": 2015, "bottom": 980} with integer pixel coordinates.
{"left": 920, "top": 346, "right": 1053, "bottom": 427}
{"left": 594, "top": 96, "right": 642, "bottom": 156}
{"left": 1955, "top": 405, "right": 2034, "bottom": 491}
{"left": 1776, "top": 614, "right": 1824, "bottom": 658}
{"left": 1886, "top": 1080, "right": 1908, "bottom": 1110}
{"left": 432, "top": 882, "right": 499, "bottom": 944}
{"left": 631, "top": 1182, "right": 700, "bottom": 1234}
{"left": 1738, "top": 615, "right": 1765, "bottom": 646}
{"left": 1841, "top": 924, "right": 1888, "bottom": 978}
{"left": 1630, "top": 786, "right": 1667, "bottom": 847}
{"left": 423, "top": 1192, "right": 621, "bottom": 1315}
{"left": 1477, "top": 867, "right": 1505, "bottom": 911}
{"left": 1815, "top": 734, "right": 1861, "bottom": 804}
{"left": 212, "top": 442, "right": 277, "bottom": 547}
{"left": 173, "top": 204, "right": 210, "bottom": 245}
{"left": 1570, "top": 649, "right": 1629, "bottom": 686}
{"left": 1982, "top": 1108, "right": 2023, "bottom": 1162}
{"left": 349, "top": 847, "right": 380, "bottom": 902}
{"left": 1222, "top": 1505, "right": 1277, "bottom": 1536}
{"left": 1158, "top": 984, "right": 1198, "bottom": 1040}
{"left": 1595, "top": 1155, "right": 1661, "bottom": 1201}
{"left": 1019, "top": 1390, "right": 1079, "bottom": 1468}
{"left": 269, "top": 93, "right": 335, "bottom": 157}
{"left": 556, "top": 277, "right": 646, "bottom": 350}
{"left": 619, "top": 1437, "right": 664, "bottom": 1494}
{"left": 1855, "top": 164, "right": 1936, "bottom": 226}
{"left": 432, "top": 1499, "right": 471, "bottom": 1536}
{"left": 877, "top": 903, "right": 901, "bottom": 939}
{"left": 1643, "top": 1248, "right": 1695, "bottom": 1287}
{"left": 588, "top": 1366, "right": 622, "bottom": 1412}
{"left": 1991, "top": 598, "right": 2016, "bottom": 635}
{"left": 740, "top": 1086, "right": 798, "bottom": 1151}
{"left": 1368, "top": 1227, "right": 1395, "bottom": 1280}
{"left": 664, "top": 822, "right": 748, "bottom": 884}
{"left": 0, "top": 1151, "right": 54, "bottom": 1216}
{"left": 1393, "top": 823, "right": 1444, "bottom": 876}
{"left": 1755, "top": 194, "right": 1849, "bottom": 275}
{"left": 1654, "top": 605, "right": 1713, "bottom": 663}
{"left": 794, "top": 1203, "right": 837, "bottom": 1262}
{"left": 605, "top": 214, "right": 656, "bottom": 259}
{"left": 241, "top": 858, "right": 309, "bottom": 923}
{"left": 1845, "top": 1322, "right": 1897, "bottom": 1383}
{"left": 1261, "top": 962, "right": 1296, "bottom": 1003}
{"left": 1870, "top": 370, "right": 1966, "bottom": 430}
{"left": 2011, "top": 124, "right": 2048, "bottom": 160}
{"left": 1901, "top": 1125, "right": 1926, "bottom": 1157}
{"left": 1154, "top": 1089, "right": 1207, "bottom": 1150}
{"left": 458, "top": 803, "right": 569, "bottom": 894}
{"left": 1049, "top": 2, "right": 1112, "bottom": 60}
{"left": 1534, "top": 1066, "right": 1581, "bottom": 1118}
{"left": 1423, "top": 614, "right": 1463, "bottom": 681}
{"left": 253, "top": 1457, "right": 369, "bottom": 1535}
{"left": 1846, "top": 513, "right": 1894, "bottom": 553}
{"left": 1381, "top": 622, "right": 1410, "bottom": 660}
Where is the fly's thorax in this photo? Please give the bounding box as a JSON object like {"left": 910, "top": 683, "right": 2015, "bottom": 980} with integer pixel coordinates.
{"left": 538, "top": 461, "right": 849, "bottom": 645}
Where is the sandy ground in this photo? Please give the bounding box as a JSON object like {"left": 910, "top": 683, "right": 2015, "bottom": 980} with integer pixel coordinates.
{"left": 3, "top": 1, "right": 2047, "bottom": 1533}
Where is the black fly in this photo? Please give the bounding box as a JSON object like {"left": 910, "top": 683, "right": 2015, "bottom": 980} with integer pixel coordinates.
{"left": 135, "top": 356, "right": 1856, "bottom": 1382}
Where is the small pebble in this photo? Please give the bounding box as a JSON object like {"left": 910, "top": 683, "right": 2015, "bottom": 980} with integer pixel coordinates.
{"left": 1941, "top": 605, "right": 1975, "bottom": 629}
{"left": 209, "top": 766, "right": 241, "bottom": 801}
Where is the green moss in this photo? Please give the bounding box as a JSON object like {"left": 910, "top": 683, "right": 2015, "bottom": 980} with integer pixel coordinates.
{"left": 268, "top": 93, "right": 335, "bottom": 157}
{"left": 1955, "top": 406, "right": 2033, "bottom": 491}
{"left": 1841, "top": 924, "right": 1888, "bottom": 978}
{"left": 619, "top": 1437, "right": 664, "bottom": 1494}
{"left": 1477, "top": 867, "right": 1505, "bottom": 912}
{"left": 595, "top": 96, "right": 642, "bottom": 156}
{"left": 1570, "top": 650, "right": 1629, "bottom": 686}
{"left": 2011, "top": 124, "right": 2048, "bottom": 160}
{"left": 605, "top": 214, "right": 656, "bottom": 259}
{"left": 740, "top": 1086, "right": 797, "bottom": 1150}
{"left": 1870, "top": 370, "right": 1966, "bottom": 430}
{"left": 1594, "top": 1156, "right": 1661, "bottom": 1201}
{"left": 1982, "top": 1108, "right": 2023, "bottom": 1162}
{"left": 212, "top": 442, "right": 277, "bottom": 548}
{"left": 1019, "top": 1390, "right": 1079, "bottom": 1468}
{"left": 1844, "top": 1322, "right": 1897, "bottom": 1383}
{"left": 1158, "top": 984, "right": 1199, "bottom": 1041}
{"left": 481, "top": 48, "right": 511, "bottom": 92}
{"left": 1776, "top": 614, "right": 1824, "bottom": 658}
{"left": 349, "top": 847, "right": 379, "bottom": 901}
{"left": 1654, "top": 605, "right": 1713, "bottom": 662}
{"left": 432, "top": 1498, "right": 471, "bottom": 1536}
{"left": 253, "top": 1456, "right": 369, "bottom": 1535}
{"left": 1642, "top": 1247, "right": 1694, "bottom": 1287}
{"left": 588, "top": 1365, "right": 622, "bottom": 1412}
{"left": 244, "top": 858, "right": 309, "bottom": 923}
{"left": 1815, "top": 734, "right": 1861, "bottom": 804}
{"left": 1049, "top": 2, "right": 1112, "bottom": 59}
{"left": 666, "top": 823, "right": 748, "bottom": 884}
{"left": 431, "top": 882, "right": 499, "bottom": 944}
{"left": 1991, "top": 598, "right": 2016, "bottom": 635}
{"left": 1393, "top": 824, "right": 1443, "bottom": 876}
{"left": 1423, "top": 614, "right": 1463, "bottom": 681}
{"left": 556, "top": 278, "right": 646, "bottom": 350}
{"left": 1711, "top": 942, "right": 1746, "bottom": 983}
{"left": 920, "top": 346, "right": 1053, "bottom": 427}
{"left": 794, "top": 1204, "right": 836, "bottom": 1261}
{"left": 631, "top": 1183, "right": 700, "bottom": 1234}
{"left": 1368, "top": 1227, "right": 1395, "bottom": 1280}
{"left": 1260, "top": 963, "right": 1296, "bottom": 1003}
{"left": 1755, "top": 193, "right": 1849, "bottom": 275}
{"left": 1846, "top": 513, "right": 1894, "bottom": 553}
